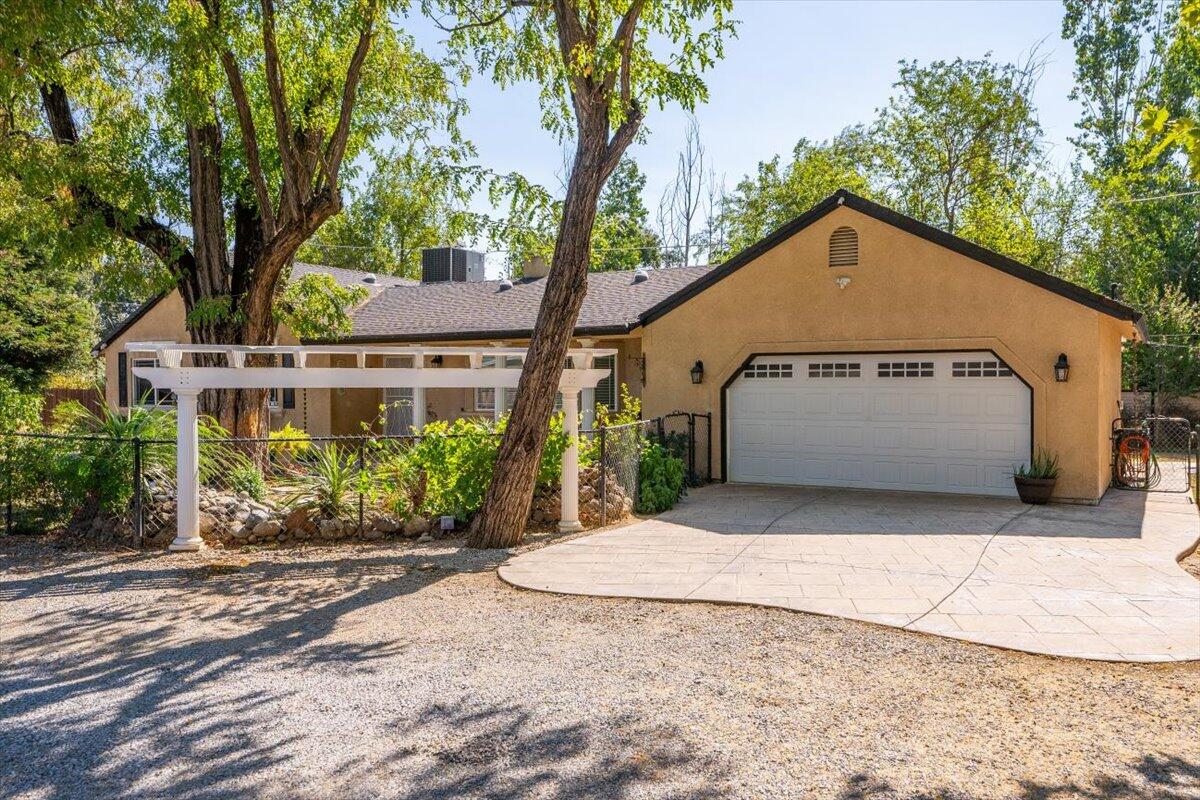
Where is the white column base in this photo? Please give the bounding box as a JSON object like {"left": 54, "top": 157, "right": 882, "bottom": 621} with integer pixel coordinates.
{"left": 557, "top": 520, "right": 584, "bottom": 533}
{"left": 168, "top": 537, "right": 204, "bottom": 552}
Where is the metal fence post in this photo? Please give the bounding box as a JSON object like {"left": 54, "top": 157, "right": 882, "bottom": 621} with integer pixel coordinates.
{"left": 357, "top": 438, "right": 366, "bottom": 532}
{"left": 656, "top": 417, "right": 664, "bottom": 443}
{"left": 133, "top": 436, "right": 143, "bottom": 547}
{"left": 687, "top": 413, "right": 696, "bottom": 484}
{"left": 3, "top": 438, "right": 11, "bottom": 536}
{"left": 598, "top": 423, "right": 607, "bottom": 527}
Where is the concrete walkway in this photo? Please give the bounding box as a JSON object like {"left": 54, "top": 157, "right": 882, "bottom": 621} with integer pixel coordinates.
{"left": 500, "top": 484, "right": 1200, "bottom": 662}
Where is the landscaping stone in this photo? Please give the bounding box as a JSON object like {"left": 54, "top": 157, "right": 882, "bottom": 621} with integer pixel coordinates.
{"left": 403, "top": 516, "right": 430, "bottom": 538}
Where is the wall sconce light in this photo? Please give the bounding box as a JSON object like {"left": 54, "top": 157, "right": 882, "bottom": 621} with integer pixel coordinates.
{"left": 431, "top": 355, "right": 444, "bottom": 367}
{"left": 1054, "top": 353, "right": 1069, "bottom": 382}
{"left": 690, "top": 360, "right": 704, "bottom": 385}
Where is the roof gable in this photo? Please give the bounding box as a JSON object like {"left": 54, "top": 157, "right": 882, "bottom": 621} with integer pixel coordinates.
{"left": 639, "top": 190, "right": 1142, "bottom": 328}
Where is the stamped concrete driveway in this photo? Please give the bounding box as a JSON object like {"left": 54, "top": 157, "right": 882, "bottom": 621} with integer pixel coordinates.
{"left": 501, "top": 484, "right": 1200, "bottom": 662}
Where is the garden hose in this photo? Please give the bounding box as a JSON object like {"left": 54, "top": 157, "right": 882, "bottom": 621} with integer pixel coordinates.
{"left": 1113, "top": 432, "right": 1162, "bottom": 490}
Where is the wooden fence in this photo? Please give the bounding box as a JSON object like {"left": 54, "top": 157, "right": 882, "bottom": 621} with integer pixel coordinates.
{"left": 40, "top": 388, "right": 104, "bottom": 426}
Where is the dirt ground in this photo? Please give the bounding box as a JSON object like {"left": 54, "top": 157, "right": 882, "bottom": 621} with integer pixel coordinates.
{"left": 2, "top": 533, "right": 1198, "bottom": 800}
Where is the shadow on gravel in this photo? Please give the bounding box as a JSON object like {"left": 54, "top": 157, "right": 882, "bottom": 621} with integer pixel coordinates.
{"left": 839, "top": 754, "right": 1200, "bottom": 800}
{"left": 310, "top": 701, "right": 726, "bottom": 800}
{"left": 0, "top": 549, "right": 503, "bottom": 800}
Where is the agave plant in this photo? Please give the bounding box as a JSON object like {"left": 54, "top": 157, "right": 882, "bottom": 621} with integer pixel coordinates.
{"left": 281, "top": 444, "right": 361, "bottom": 520}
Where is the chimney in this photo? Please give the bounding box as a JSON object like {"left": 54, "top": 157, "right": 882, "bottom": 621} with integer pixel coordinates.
{"left": 522, "top": 255, "right": 550, "bottom": 279}
{"left": 421, "top": 246, "right": 486, "bottom": 283}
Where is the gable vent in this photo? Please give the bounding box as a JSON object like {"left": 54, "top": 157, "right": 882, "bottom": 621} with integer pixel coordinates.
{"left": 829, "top": 226, "right": 859, "bottom": 267}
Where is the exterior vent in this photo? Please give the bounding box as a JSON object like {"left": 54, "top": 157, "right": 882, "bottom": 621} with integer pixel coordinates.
{"left": 421, "top": 247, "right": 486, "bottom": 284}
{"left": 632, "top": 267, "right": 649, "bottom": 283}
{"left": 829, "top": 226, "right": 858, "bottom": 267}
{"left": 497, "top": 278, "right": 513, "bottom": 291}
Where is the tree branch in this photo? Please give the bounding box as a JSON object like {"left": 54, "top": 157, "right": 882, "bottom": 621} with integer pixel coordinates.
{"left": 198, "top": 0, "right": 276, "bottom": 235}
{"left": 38, "top": 82, "right": 197, "bottom": 273}
{"left": 260, "top": 0, "right": 300, "bottom": 220}
{"left": 322, "top": 0, "right": 377, "bottom": 192}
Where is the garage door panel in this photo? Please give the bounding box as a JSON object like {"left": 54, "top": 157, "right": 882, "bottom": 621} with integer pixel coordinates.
{"left": 729, "top": 352, "right": 1030, "bottom": 497}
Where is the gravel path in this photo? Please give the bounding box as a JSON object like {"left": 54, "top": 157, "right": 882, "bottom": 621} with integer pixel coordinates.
{"left": 2, "top": 535, "right": 1198, "bottom": 800}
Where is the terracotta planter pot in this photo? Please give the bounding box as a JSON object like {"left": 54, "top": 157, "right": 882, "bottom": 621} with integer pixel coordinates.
{"left": 1014, "top": 476, "right": 1056, "bottom": 505}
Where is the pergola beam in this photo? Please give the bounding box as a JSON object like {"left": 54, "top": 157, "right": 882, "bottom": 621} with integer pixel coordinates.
{"left": 128, "top": 343, "right": 615, "bottom": 551}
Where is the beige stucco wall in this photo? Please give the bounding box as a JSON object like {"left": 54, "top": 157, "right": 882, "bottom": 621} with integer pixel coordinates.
{"left": 639, "top": 205, "right": 1135, "bottom": 503}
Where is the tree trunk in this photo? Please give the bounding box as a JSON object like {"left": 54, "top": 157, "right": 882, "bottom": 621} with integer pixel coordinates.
{"left": 466, "top": 125, "right": 610, "bottom": 548}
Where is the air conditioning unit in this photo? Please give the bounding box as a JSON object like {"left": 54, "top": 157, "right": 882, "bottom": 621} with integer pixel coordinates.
{"left": 421, "top": 247, "right": 486, "bottom": 283}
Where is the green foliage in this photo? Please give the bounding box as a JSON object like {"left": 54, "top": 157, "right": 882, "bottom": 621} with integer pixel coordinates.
{"left": 713, "top": 130, "right": 878, "bottom": 260}
{"left": 428, "top": 0, "right": 736, "bottom": 142}
{"left": 637, "top": 441, "right": 685, "bottom": 514}
{"left": 1123, "top": 285, "right": 1200, "bottom": 395}
{"left": 51, "top": 398, "right": 177, "bottom": 514}
{"left": 282, "top": 444, "right": 361, "bottom": 520}
{"left": 1013, "top": 448, "right": 1061, "bottom": 480}
{"left": 0, "top": 234, "right": 96, "bottom": 394}
{"left": 592, "top": 157, "right": 661, "bottom": 272}
{"left": 875, "top": 56, "right": 1043, "bottom": 241}
{"left": 227, "top": 462, "right": 267, "bottom": 502}
{"left": 1142, "top": 0, "right": 1200, "bottom": 181}
{"left": 276, "top": 273, "right": 369, "bottom": 341}
{"left": 298, "top": 144, "right": 486, "bottom": 278}
{"left": 0, "top": 382, "right": 43, "bottom": 434}
{"left": 402, "top": 414, "right": 569, "bottom": 519}
{"left": 269, "top": 422, "right": 312, "bottom": 459}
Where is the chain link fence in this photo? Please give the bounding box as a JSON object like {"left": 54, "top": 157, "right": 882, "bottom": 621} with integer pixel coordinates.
{"left": 3, "top": 412, "right": 712, "bottom": 545}
{"left": 1111, "top": 416, "right": 1198, "bottom": 494}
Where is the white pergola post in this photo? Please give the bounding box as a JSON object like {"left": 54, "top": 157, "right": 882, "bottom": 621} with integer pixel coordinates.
{"left": 169, "top": 389, "right": 203, "bottom": 552}
{"left": 412, "top": 354, "right": 426, "bottom": 433}
{"left": 559, "top": 390, "right": 583, "bottom": 532}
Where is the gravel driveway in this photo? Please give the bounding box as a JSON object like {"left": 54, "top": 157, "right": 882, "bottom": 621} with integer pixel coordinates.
{"left": 2, "top": 535, "right": 1198, "bottom": 800}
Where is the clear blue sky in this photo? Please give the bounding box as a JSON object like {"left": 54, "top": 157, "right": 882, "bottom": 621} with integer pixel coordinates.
{"left": 405, "top": 0, "right": 1082, "bottom": 267}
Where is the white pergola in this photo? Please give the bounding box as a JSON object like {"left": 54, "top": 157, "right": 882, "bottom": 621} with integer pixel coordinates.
{"left": 128, "top": 342, "right": 617, "bottom": 551}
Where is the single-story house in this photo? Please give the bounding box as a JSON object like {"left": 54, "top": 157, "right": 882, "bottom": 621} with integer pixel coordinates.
{"left": 97, "top": 190, "right": 1144, "bottom": 503}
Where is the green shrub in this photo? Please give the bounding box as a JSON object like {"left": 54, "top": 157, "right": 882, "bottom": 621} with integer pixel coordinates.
{"left": 269, "top": 422, "right": 312, "bottom": 460}
{"left": 282, "top": 444, "right": 360, "bottom": 519}
{"left": 52, "top": 398, "right": 177, "bottom": 514}
{"left": 398, "top": 414, "right": 570, "bottom": 521}
{"left": 637, "top": 441, "right": 685, "bottom": 514}
{"left": 227, "top": 462, "right": 267, "bottom": 501}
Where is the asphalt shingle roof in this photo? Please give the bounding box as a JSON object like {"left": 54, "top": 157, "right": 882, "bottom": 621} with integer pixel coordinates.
{"left": 338, "top": 265, "right": 715, "bottom": 342}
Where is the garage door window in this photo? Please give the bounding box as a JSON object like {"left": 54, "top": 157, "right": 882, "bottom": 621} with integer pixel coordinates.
{"left": 743, "top": 362, "right": 793, "bottom": 379}
{"left": 877, "top": 361, "right": 934, "bottom": 378}
{"left": 951, "top": 360, "right": 1012, "bottom": 377}
{"left": 808, "top": 362, "right": 861, "bottom": 378}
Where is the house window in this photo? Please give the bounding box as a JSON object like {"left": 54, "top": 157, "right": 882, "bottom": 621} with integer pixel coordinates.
{"left": 951, "top": 360, "right": 1012, "bottom": 378}
{"left": 808, "top": 362, "right": 861, "bottom": 378}
{"left": 594, "top": 354, "right": 617, "bottom": 411}
{"left": 829, "top": 226, "right": 858, "bottom": 267}
{"left": 743, "top": 362, "right": 794, "bottom": 379}
{"left": 131, "top": 358, "right": 176, "bottom": 407}
{"left": 877, "top": 361, "right": 934, "bottom": 378}
{"left": 475, "top": 355, "right": 523, "bottom": 412}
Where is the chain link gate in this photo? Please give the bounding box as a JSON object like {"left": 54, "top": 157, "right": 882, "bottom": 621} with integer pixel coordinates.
{"left": 658, "top": 411, "right": 712, "bottom": 486}
{"left": 1111, "top": 416, "right": 1198, "bottom": 494}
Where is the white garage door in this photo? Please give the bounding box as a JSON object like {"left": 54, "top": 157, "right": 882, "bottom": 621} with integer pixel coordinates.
{"left": 728, "top": 352, "right": 1031, "bottom": 497}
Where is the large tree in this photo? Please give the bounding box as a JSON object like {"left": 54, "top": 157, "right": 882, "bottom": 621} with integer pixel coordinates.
{"left": 1, "top": 0, "right": 455, "bottom": 435}
{"left": 428, "top": 0, "right": 735, "bottom": 548}
{"left": 592, "top": 155, "right": 659, "bottom": 271}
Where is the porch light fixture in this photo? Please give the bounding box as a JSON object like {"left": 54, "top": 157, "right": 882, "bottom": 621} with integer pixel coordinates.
{"left": 1054, "top": 353, "right": 1070, "bottom": 383}
{"left": 690, "top": 360, "right": 704, "bottom": 385}
{"left": 431, "top": 355, "right": 444, "bottom": 367}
